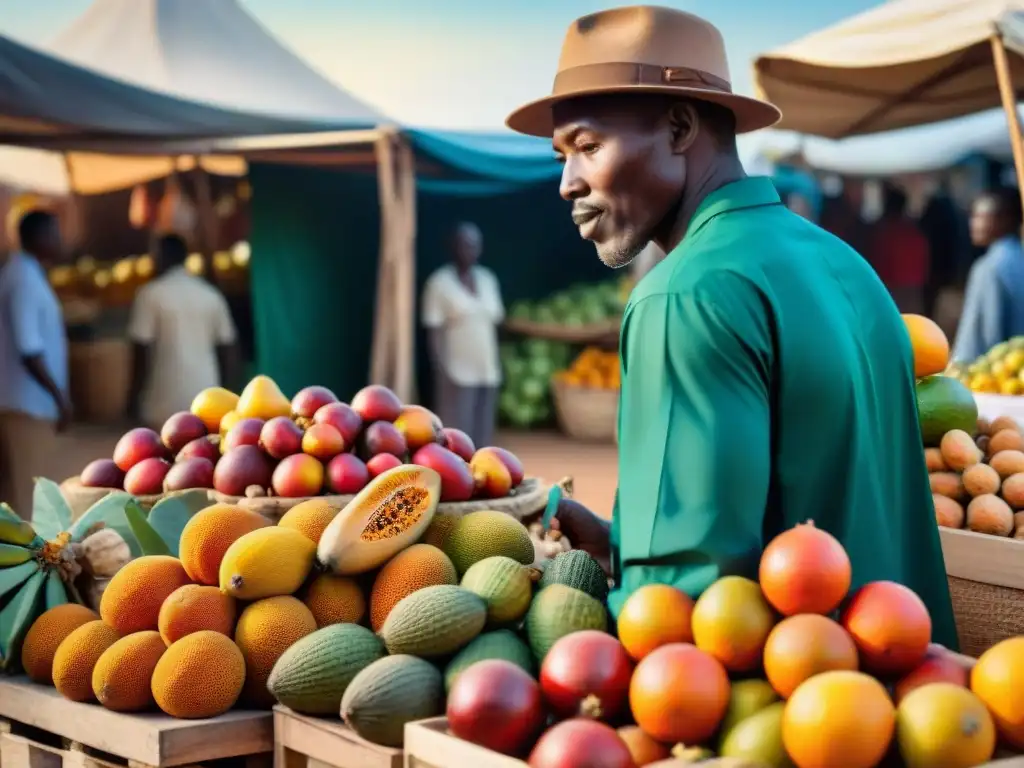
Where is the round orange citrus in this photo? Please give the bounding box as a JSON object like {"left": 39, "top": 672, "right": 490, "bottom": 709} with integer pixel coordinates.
{"left": 783, "top": 670, "right": 895, "bottom": 768}
{"left": 691, "top": 576, "right": 775, "bottom": 673}
{"left": 902, "top": 314, "right": 950, "bottom": 378}
{"left": 616, "top": 584, "right": 694, "bottom": 662}
{"left": 971, "top": 636, "right": 1024, "bottom": 749}
{"left": 896, "top": 682, "right": 995, "bottom": 768}
{"left": 840, "top": 581, "right": 931, "bottom": 677}
{"left": 763, "top": 614, "right": 859, "bottom": 699}
{"left": 759, "top": 521, "right": 851, "bottom": 617}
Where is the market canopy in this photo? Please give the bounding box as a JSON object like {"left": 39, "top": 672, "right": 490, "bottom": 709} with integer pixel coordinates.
{"left": 752, "top": 0, "right": 1024, "bottom": 139}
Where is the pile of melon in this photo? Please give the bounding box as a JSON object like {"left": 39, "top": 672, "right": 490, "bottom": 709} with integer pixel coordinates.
{"left": 15, "top": 462, "right": 597, "bottom": 726}
{"left": 929, "top": 415, "right": 1024, "bottom": 539}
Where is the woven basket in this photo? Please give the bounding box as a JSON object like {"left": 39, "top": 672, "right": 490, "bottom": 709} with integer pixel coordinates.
{"left": 60, "top": 476, "right": 167, "bottom": 523}
{"left": 504, "top": 317, "right": 620, "bottom": 345}
{"left": 551, "top": 379, "right": 618, "bottom": 443}
{"left": 68, "top": 339, "right": 130, "bottom": 423}
{"left": 939, "top": 527, "right": 1024, "bottom": 658}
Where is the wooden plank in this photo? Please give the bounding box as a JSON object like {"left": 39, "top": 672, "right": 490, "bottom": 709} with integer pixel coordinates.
{"left": 0, "top": 678, "right": 272, "bottom": 767}
{"left": 991, "top": 34, "right": 1024, "bottom": 222}
{"left": 938, "top": 527, "right": 1024, "bottom": 591}
{"left": 403, "top": 720, "right": 526, "bottom": 768}
{"left": 272, "top": 708, "right": 400, "bottom": 768}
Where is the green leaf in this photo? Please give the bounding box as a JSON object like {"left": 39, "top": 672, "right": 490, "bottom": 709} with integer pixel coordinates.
{"left": 0, "top": 569, "right": 45, "bottom": 668}
{"left": 124, "top": 500, "right": 171, "bottom": 557}
{"left": 0, "top": 561, "right": 39, "bottom": 602}
{"left": 43, "top": 569, "right": 67, "bottom": 610}
{"left": 68, "top": 492, "right": 143, "bottom": 557}
{"left": 31, "top": 478, "right": 73, "bottom": 540}
{"left": 147, "top": 490, "right": 211, "bottom": 557}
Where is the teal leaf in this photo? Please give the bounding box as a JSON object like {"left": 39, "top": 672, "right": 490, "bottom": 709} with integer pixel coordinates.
{"left": 31, "top": 478, "right": 73, "bottom": 540}
{"left": 0, "top": 569, "right": 45, "bottom": 667}
{"left": 124, "top": 500, "right": 171, "bottom": 557}
{"left": 43, "top": 569, "right": 67, "bottom": 610}
{"left": 0, "top": 561, "right": 39, "bottom": 602}
{"left": 68, "top": 492, "right": 143, "bottom": 557}
{"left": 147, "top": 490, "right": 211, "bottom": 557}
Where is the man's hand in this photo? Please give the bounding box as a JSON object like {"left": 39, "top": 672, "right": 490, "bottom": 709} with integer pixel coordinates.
{"left": 551, "top": 498, "right": 612, "bottom": 576}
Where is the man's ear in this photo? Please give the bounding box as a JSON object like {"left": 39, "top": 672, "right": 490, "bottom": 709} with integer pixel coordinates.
{"left": 668, "top": 101, "right": 699, "bottom": 155}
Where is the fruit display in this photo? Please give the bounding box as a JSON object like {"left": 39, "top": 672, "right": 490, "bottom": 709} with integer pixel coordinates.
{"left": 499, "top": 339, "right": 573, "bottom": 429}
{"left": 927, "top": 415, "right": 1024, "bottom": 539}
{"left": 442, "top": 521, "right": 1024, "bottom": 767}
{"left": 75, "top": 376, "right": 527, "bottom": 504}
{"left": 507, "top": 278, "right": 627, "bottom": 329}
{"left": 947, "top": 335, "right": 1024, "bottom": 396}
{"left": 553, "top": 347, "right": 620, "bottom": 391}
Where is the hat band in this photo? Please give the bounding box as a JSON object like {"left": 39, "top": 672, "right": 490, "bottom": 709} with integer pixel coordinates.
{"left": 552, "top": 62, "right": 732, "bottom": 96}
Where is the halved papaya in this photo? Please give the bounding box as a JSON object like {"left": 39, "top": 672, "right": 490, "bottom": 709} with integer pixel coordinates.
{"left": 317, "top": 465, "right": 441, "bottom": 575}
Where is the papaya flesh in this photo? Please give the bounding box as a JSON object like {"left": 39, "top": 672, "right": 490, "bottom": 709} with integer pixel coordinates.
{"left": 317, "top": 465, "right": 441, "bottom": 575}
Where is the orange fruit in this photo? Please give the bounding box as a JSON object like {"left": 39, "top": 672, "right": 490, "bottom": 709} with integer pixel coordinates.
{"left": 782, "top": 670, "right": 895, "bottom": 768}
{"left": 190, "top": 387, "right": 239, "bottom": 433}
{"left": 629, "top": 642, "right": 730, "bottom": 746}
{"left": 763, "top": 614, "right": 859, "bottom": 699}
{"left": 894, "top": 649, "right": 969, "bottom": 704}
{"left": 896, "top": 682, "right": 995, "bottom": 768}
{"left": 902, "top": 314, "right": 950, "bottom": 378}
{"left": 616, "top": 725, "right": 671, "bottom": 766}
{"left": 840, "top": 581, "right": 931, "bottom": 677}
{"left": 690, "top": 576, "right": 775, "bottom": 673}
{"left": 616, "top": 584, "right": 694, "bottom": 662}
{"left": 971, "top": 636, "right": 1024, "bottom": 749}
{"left": 759, "top": 521, "right": 851, "bottom": 617}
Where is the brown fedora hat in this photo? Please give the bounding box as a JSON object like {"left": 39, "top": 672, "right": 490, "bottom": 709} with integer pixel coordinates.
{"left": 506, "top": 6, "right": 781, "bottom": 137}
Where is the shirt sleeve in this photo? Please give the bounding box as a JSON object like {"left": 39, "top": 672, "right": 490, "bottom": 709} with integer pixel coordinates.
{"left": 213, "top": 294, "right": 238, "bottom": 346}
{"left": 951, "top": 262, "right": 994, "bottom": 363}
{"left": 420, "top": 275, "right": 446, "bottom": 329}
{"left": 617, "top": 275, "right": 773, "bottom": 594}
{"left": 8, "top": 272, "right": 44, "bottom": 356}
{"left": 127, "top": 288, "right": 157, "bottom": 344}
{"left": 486, "top": 271, "right": 505, "bottom": 324}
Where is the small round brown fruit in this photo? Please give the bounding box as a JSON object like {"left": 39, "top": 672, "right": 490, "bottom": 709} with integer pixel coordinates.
{"left": 990, "top": 416, "right": 1021, "bottom": 436}
{"left": 989, "top": 428, "right": 1024, "bottom": 456}
{"left": 962, "top": 463, "right": 1001, "bottom": 498}
{"left": 933, "top": 494, "right": 964, "bottom": 528}
{"left": 924, "top": 448, "right": 947, "bottom": 473}
{"left": 1003, "top": 473, "right": 1024, "bottom": 508}
{"left": 966, "top": 494, "right": 1014, "bottom": 536}
{"left": 990, "top": 450, "right": 1024, "bottom": 479}
{"left": 929, "top": 472, "right": 964, "bottom": 501}
{"left": 939, "top": 429, "right": 982, "bottom": 472}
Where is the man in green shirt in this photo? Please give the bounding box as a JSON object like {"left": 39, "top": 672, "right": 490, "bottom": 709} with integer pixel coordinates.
{"left": 506, "top": 6, "right": 957, "bottom": 647}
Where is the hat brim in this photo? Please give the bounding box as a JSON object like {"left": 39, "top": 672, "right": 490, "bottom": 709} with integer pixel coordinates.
{"left": 505, "top": 85, "right": 782, "bottom": 138}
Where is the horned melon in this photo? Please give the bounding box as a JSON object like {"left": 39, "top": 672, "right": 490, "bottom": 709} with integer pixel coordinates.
{"left": 219, "top": 526, "right": 316, "bottom": 600}
{"left": 278, "top": 498, "right": 340, "bottom": 544}
{"left": 443, "top": 630, "right": 534, "bottom": 693}
{"left": 378, "top": 584, "right": 486, "bottom": 658}
{"left": 100, "top": 555, "right": 192, "bottom": 635}
{"left": 341, "top": 654, "right": 444, "bottom": 748}
{"left": 369, "top": 543, "right": 457, "bottom": 631}
{"left": 317, "top": 464, "right": 441, "bottom": 575}
{"left": 302, "top": 573, "right": 366, "bottom": 627}
{"left": 443, "top": 510, "right": 535, "bottom": 575}
{"left": 179, "top": 503, "right": 269, "bottom": 585}
{"left": 91, "top": 631, "right": 166, "bottom": 712}
{"left": 235, "top": 595, "right": 317, "bottom": 707}
{"left": 538, "top": 549, "right": 609, "bottom": 602}
{"left": 525, "top": 584, "right": 608, "bottom": 661}
{"left": 52, "top": 620, "right": 121, "bottom": 702}
{"left": 267, "top": 623, "right": 385, "bottom": 714}
{"left": 460, "top": 556, "right": 533, "bottom": 626}
{"left": 21, "top": 604, "right": 98, "bottom": 684}
{"left": 152, "top": 630, "right": 245, "bottom": 718}
{"left": 158, "top": 584, "right": 237, "bottom": 645}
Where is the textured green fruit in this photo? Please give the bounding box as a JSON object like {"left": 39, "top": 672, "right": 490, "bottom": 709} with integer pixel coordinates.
{"left": 379, "top": 584, "right": 486, "bottom": 657}
{"left": 916, "top": 375, "right": 978, "bottom": 446}
{"left": 525, "top": 584, "right": 607, "bottom": 661}
{"left": 341, "top": 654, "right": 444, "bottom": 747}
{"left": 443, "top": 510, "right": 534, "bottom": 575}
{"left": 460, "top": 556, "right": 533, "bottom": 625}
{"left": 0, "top": 518, "right": 36, "bottom": 547}
{"left": 539, "top": 550, "right": 608, "bottom": 602}
{"left": 0, "top": 543, "right": 33, "bottom": 567}
{"left": 0, "top": 569, "right": 46, "bottom": 668}
{"left": 444, "top": 630, "right": 534, "bottom": 693}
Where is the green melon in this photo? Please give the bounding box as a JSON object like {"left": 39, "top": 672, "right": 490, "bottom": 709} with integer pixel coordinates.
{"left": 341, "top": 654, "right": 444, "bottom": 748}
{"left": 378, "top": 584, "right": 486, "bottom": 657}
{"left": 443, "top": 510, "right": 535, "bottom": 575}
{"left": 460, "top": 556, "right": 533, "bottom": 626}
{"left": 525, "top": 584, "right": 608, "bottom": 661}
{"left": 266, "top": 623, "right": 385, "bottom": 714}
{"left": 443, "top": 630, "right": 534, "bottom": 693}
{"left": 538, "top": 550, "right": 608, "bottom": 602}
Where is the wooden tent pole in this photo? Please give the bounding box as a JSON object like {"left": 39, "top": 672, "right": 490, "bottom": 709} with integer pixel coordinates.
{"left": 371, "top": 132, "right": 398, "bottom": 388}
{"left": 61, "top": 154, "right": 84, "bottom": 252}
{"left": 991, "top": 34, "right": 1024, "bottom": 220}
{"left": 391, "top": 134, "right": 417, "bottom": 404}
{"left": 192, "top": 156, "right": 218, "bottom": 284}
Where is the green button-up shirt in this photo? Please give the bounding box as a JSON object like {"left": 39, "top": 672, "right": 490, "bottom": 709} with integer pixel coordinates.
{"left": 608, "top": 177, "right": 957, "bottom": 649}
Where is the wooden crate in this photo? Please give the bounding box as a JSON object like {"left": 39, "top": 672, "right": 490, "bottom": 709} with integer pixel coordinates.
{"left": 0, "top": 677, "right": 273, "bottom": 768}
{"left": 272, "top": 707, "right": 401, "bottom": 768}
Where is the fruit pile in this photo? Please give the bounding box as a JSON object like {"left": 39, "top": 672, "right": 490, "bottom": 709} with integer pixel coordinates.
{"left": 499, "top": 338, "right": 573, "bottom": 429}
{"left": 554, "top": 347, "right": 620, "bottom": 391}
{"left": 76, "top": 376, "right": 526, "bottom": 502}
{"left": 947, "top": 336, "right": 1024, "bottom": 396}
{"left": 13, "top": 462, "right": 589, "bottom": 724}
{"left": 444, "top": 523, "right": 1024, "bottom": 768}
{"left": 929, "top": 415, "right": 1024, "bottom": 539}
{"left": 507, "top": 278, "right": 627, "bottom": 328}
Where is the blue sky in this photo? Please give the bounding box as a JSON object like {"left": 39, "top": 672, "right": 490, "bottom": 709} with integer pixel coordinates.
{"left": 1, "top": 0, "right": 879, "bottom": 130}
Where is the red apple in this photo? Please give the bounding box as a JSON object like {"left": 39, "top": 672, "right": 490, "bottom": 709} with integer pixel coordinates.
{"left": 291, "top": 385, "right": 338, "bottom": 420}
{"left": 326, "top": 453, "right": 370, "bottom": 494}
{"left": 313, "top": 402, "right": 363, "bottom": 445}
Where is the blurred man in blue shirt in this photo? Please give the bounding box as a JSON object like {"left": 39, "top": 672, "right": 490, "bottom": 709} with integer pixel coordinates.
{"left": 0, "top": 210, "right": 69, "bottom": 519}
{"left": 952, "top": 188, "right": 1024, "bottom": 363}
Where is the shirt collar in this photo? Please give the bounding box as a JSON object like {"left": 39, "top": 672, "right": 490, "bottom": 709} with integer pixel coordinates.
{"left": 685, "top": 177, "right": 782, "bottom": 240}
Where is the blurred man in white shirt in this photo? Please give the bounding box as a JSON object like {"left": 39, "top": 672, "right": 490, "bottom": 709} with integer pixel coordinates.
{"left": 127, "top": 234, "right": 239, "bottom": 429}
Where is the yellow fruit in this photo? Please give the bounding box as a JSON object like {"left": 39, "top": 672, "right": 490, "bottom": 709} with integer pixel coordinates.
{"left": 21, "top": 604, "right": 98, "bottom": 684}
{"left": 235, "top": 375, "right": 291, "bottom": 420}
{"left": 278, "top": 498, "right": 340, "bottom": 544}
{"left": 219, "top": 526, "right": 316, "bottom": 600}
{"left": 190, "top": 387, "right": 239, "bottom": 433}
{"left": 152, "top": 630, "right": 245, "bottom": 718}
{"left": 91, "top": 631, "right": 167, "bottom": 712}
{"left": 691, "top": 575, "right": 776, "bottom": 673}
{"left": 302, "top": 573, "right": 366, "bottom": 627}
{"left": 179, "top": 503, "right": 269, "bottom": 586}
{"left": 896, "top": 683, "right": 995, "bottom": 768}
{"left": 971, "top": 636, "right": 1024, "bottom": 749}
{"left": 219, "top": 409, "right": 242, "bottom": 437}
{"left": 718, "top": 679, "right": 779, "bottom": 746}
{"left": 369, "top": 544, "right": 458, "bottom": 631}
{"left": 235, "top": 596, "right": 317, "bottom": 707}
{"left": 318, "top": 465, "right": 441, "bottom": 575}
{"left": 970, "top": 374, "right": 998, "bottom": 394}
{"left": 100, "top": 555, "right": 192, "bottom": 635}
{"left": 720, "top": 701, "right": 790, "bottom": 766}
{"left": 1003, "top": 378, "right": 1024, "bottom": 396}
{"left": 158, "top": 584, "right": 237, "bottom": 645}
{"left": 52, "top": 620, "right": 121, "bottom": 702}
